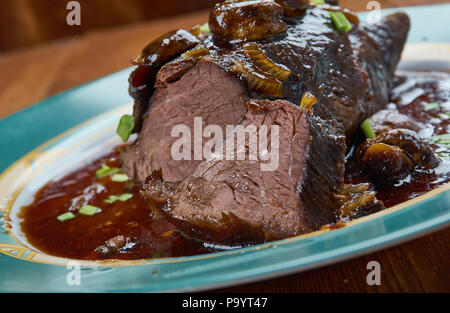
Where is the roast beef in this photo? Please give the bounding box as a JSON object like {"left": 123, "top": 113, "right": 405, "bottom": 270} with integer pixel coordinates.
{"left": 121, "top": 2, "right": 410, "bottom": 245}
{"left": 142, "top": 100, "right": 345, "bottom": 244}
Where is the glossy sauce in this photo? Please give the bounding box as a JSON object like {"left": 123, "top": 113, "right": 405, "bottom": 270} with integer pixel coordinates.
{"left": 20, "top": 152, "right": 212, "bottom": 260}
{"left": 345, "top": 71, "right": 450, "bottom": 207}
{"left": 20, "top": 71, "right": 450, "bottom": 260}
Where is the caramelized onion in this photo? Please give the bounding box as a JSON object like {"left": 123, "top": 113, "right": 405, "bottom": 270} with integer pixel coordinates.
{"left": 232, "top": 60, "right": 283, "bottom": 97}
{"left": 182, "top": 45, "right": 210, "bottom": 60}
{"left": 300, "top": 91, "right": 318, "bottom": 113}
{"left": 243, "top": 43, "right": 291, "bottom": 82}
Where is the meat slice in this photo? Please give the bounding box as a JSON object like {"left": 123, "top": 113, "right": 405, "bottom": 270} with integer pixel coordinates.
{"left": 120, "top": 61, "right": 249, "bottom": 182}
{"left": 142, "top": 100, "right": 346, "bottom": 244}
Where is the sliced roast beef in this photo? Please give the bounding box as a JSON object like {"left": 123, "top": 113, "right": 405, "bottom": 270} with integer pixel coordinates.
{"left": 142, "top": 100, "right": 346, "bottom": 244}
{"left": 121, "top": 3, "right": 410, "bottom": 245}
{"left": 121, "top": 61, "right": 249, "bottom": 182}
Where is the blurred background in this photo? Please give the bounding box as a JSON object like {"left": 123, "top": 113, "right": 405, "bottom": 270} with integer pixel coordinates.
{"left": 1, "top": 0, "right": 447, "bottom": 52}
{"left": 0, "top": 0, "right": 219, "bottom": 52}
{"left": 0, "top": 0, "right": 448, "bottom": 117}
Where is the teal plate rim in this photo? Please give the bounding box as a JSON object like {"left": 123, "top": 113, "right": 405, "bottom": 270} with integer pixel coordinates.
{"left": 0, "top": 4, "right": 449, "bottom": 292}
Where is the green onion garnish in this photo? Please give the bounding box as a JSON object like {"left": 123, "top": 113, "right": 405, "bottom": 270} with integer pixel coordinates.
{"left": 116, "top": 114, "right": 135, "bottom": 142}
{"left": 111, "top": 174, "right": 129, "bottom": 182}
{"left": 119, "top": 193, "right": 133, "bottom": 201}
{"left": 429, "top": 134, "right": 450, "bottom": 145}
{"left": 104, "top": 195, "right": 119, "bottom": 204}
{"left": 423, "top": 102, "right": 440, "bottom": 111}
{"left": 199, "top": 23, "right": 210, "bottom": 34}
{"left": 57, "top": 212, "right": 76, "bottom": 222}
{"left": 96, "top": 164, "right": 121, "bottom": 179}
{"left": 105, "top": 193, "right": 133, "bottom": 203}
{"left": 329, "top": 11, "right": 353, "bottom": 32}
{"left": 79, "top": 205, "right": 101, "bottom": 216}
{"left": 311, "top": 0, "right": 325, "bottom": 4}
{"left": 361, "top": 119, "right": 376, "bottom": 139}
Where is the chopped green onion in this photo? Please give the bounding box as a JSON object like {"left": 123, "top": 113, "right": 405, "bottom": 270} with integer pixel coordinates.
{"left": 439, "top": 113, "right": 449, "bottom": 120}
{"left": 105, "top": 193, "right": 133, "bottom": 203}
{"left": 119, "top": 193, "right": 133, "bottom": 201}
{"left": 79, "top": 205, "right": 101, "bottom": 216}
{"left": 104, "top": 195, "right": 119, "bottom": 204}
{"left": 361, "top": 119, "right": 376, "bottom": 139}
{"left": 311, "top": 0, "right": 325, "bottom": 4}
{"left": 329, "top": 11, "right": 353, "bottom": 32}
{"left": 116, "top": 114, "right": 135, "bottom": 142}
{"left": 199, "top": 23, "right": 210, "bottom": 34}
{"left": 111, "top": 174, "right": 129, "bottom": 182}
{"left": 429, "top": 134, "right": 450, "bottom": 145}
{"left": 438, "top": 152, "right": 449, "bottom": 159}
{"left": 423, "top": 102, "right": 440, "bottom": 111}
{"left": 446, "top": 112, "right": 450, "bottom": 117}
{"left": 57, "top": 212, "right": 76, "bottom": 222}
{"left": 96, "top": 164, "right": 121, "bottom": 179}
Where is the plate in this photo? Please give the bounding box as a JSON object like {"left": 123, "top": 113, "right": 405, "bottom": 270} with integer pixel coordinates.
{"left": 0, "top": 4, "right": 449, "bottom": 292}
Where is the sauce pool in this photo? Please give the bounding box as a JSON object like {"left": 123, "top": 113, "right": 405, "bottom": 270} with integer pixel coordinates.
{"left": 19, "top": 152, "right": 213, "bottom": 260}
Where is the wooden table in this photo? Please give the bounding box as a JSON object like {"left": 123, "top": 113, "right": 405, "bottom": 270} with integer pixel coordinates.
{"left": 0, "top": 1, "right": 449, "bottom": 292}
